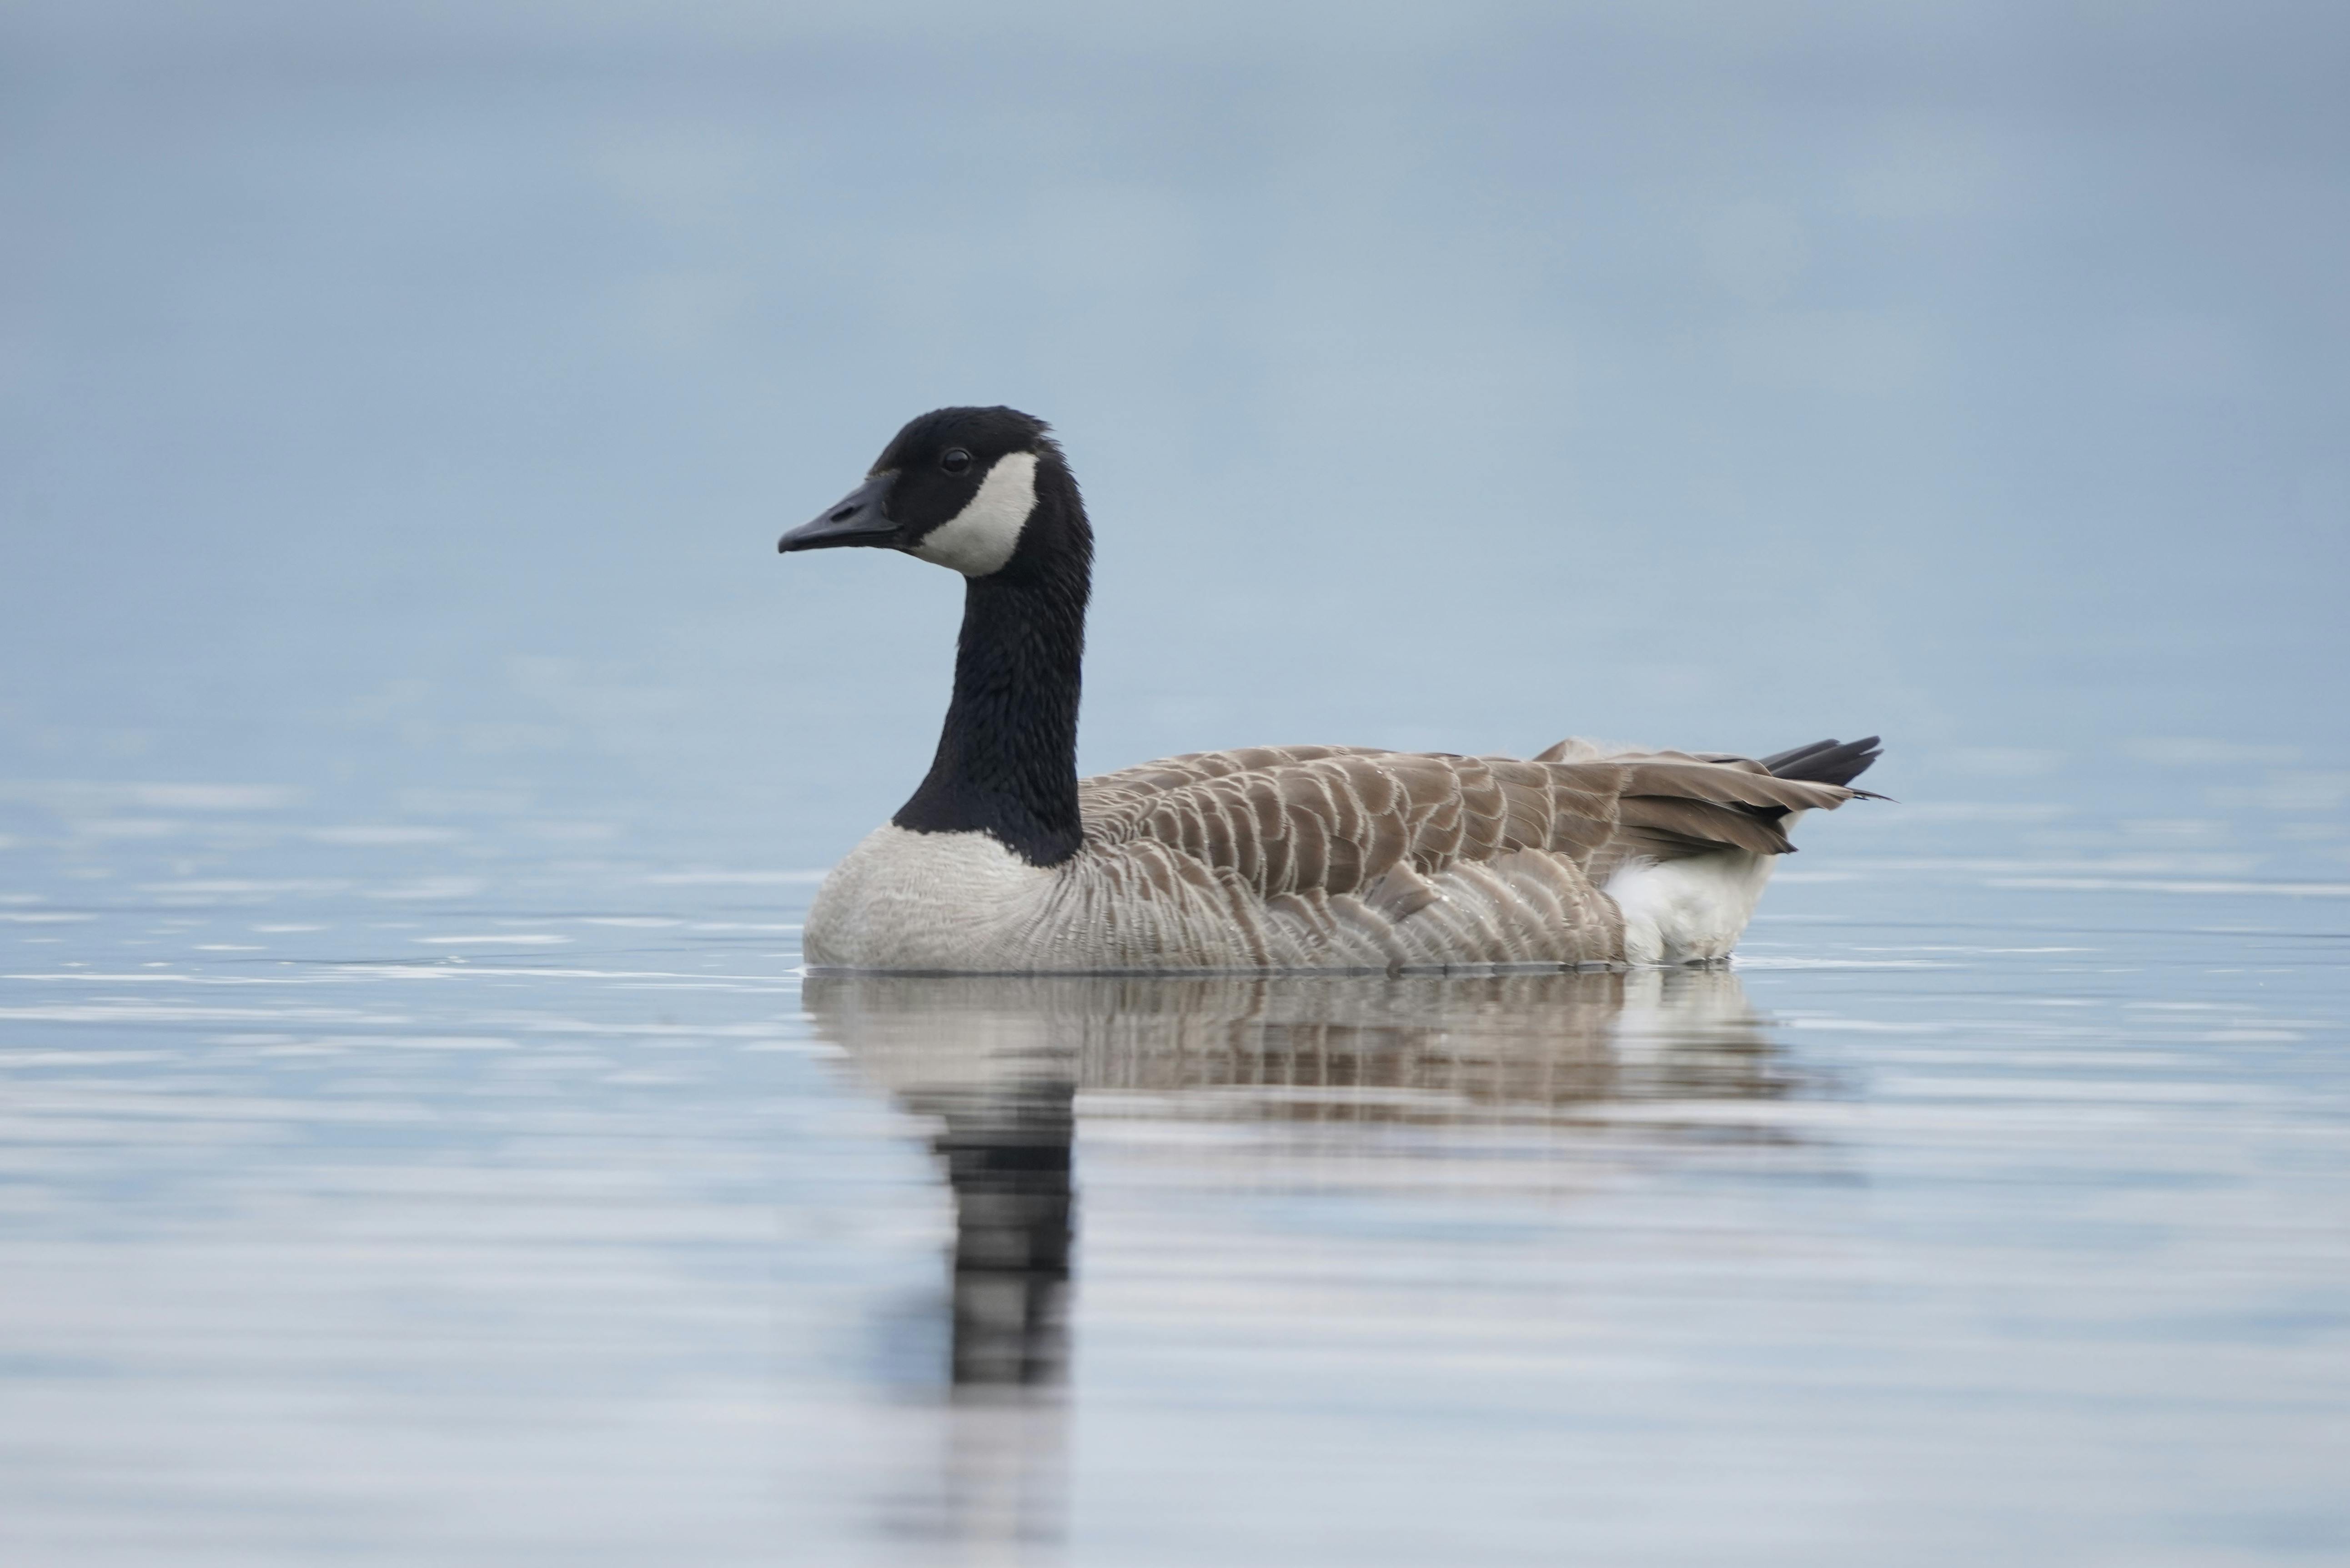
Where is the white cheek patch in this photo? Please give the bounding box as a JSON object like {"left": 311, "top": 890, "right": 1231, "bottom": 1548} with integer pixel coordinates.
{"left": 909, "top": 451, "right": 1038, "bottom": 577}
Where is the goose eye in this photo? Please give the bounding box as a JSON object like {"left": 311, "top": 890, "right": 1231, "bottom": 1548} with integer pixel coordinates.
{"left": 940, "top": 448, "right": 973, "bottom": 476}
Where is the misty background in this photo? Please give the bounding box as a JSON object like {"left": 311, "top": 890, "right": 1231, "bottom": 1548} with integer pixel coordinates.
{"left": 5, "top": 0, "right": 2345, "bottom": 868}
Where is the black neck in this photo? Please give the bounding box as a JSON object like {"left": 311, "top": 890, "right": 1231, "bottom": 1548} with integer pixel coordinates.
{"left": 891, "top": 491, "right": 1090, "bottom": 866}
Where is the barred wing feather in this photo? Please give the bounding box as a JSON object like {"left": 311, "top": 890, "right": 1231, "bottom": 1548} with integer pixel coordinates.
{"left": 1075, "top": 742, "right": 1855, "bottom": 966}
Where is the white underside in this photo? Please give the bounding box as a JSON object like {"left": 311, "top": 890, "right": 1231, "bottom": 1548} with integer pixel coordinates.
{"left": 1603, "top": 848, "right": 1780, "bottom": 964}
{"left": 806, "top": 822, "right": 1787, "bottom": 973}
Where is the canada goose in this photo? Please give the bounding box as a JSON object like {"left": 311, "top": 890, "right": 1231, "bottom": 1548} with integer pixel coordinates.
{"left": 780, "top": 407, "right": 1881, "bottom": 972}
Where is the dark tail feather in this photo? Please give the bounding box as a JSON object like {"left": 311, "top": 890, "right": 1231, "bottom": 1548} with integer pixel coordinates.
{"left": 1732, "top": 736, "right": 1888, "bottom": 826}
{"left": 1760, "top": 735, "right": 1883, "bottom": 790}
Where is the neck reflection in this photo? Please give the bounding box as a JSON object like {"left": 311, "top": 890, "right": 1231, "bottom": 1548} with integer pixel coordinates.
{"left": 931, "top": 1078, "right": 1075, "bottom": 1389}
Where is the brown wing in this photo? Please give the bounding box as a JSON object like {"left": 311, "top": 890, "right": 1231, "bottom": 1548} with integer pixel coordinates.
{"left": 1079, "top": 745, "right": 1853, "bottom": 908}
{"left": 1079, "top": 745, "right": 1392, "bottom": 838}
{"left": 1529, "top": 737, "right": 1859, "bottom": 881}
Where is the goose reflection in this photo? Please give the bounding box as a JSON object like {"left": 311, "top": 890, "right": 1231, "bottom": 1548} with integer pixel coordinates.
{"left": 806, "top": 966, "right": 1789, "bottom": 1393}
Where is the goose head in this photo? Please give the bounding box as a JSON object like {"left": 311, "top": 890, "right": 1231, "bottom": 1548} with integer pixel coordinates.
{"left": 779, "top": 405, "right": 1085, "bottom": 582}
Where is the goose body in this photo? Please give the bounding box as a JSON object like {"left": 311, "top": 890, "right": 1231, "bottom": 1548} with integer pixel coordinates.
{"left": 781, "top": 407, "right": 1880, "bottom": 974}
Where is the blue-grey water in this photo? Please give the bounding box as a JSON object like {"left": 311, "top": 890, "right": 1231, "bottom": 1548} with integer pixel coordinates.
{"left": 4, "top": 758, "right": 2346, "bottom": 1565}
{"left": 5, "top": 2, "right": 2348, "bottom": 1563}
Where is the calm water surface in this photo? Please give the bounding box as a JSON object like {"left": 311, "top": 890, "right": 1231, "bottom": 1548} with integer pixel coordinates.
{"left": 2, "top": 771, "right": 2346, "bottom": 1566}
